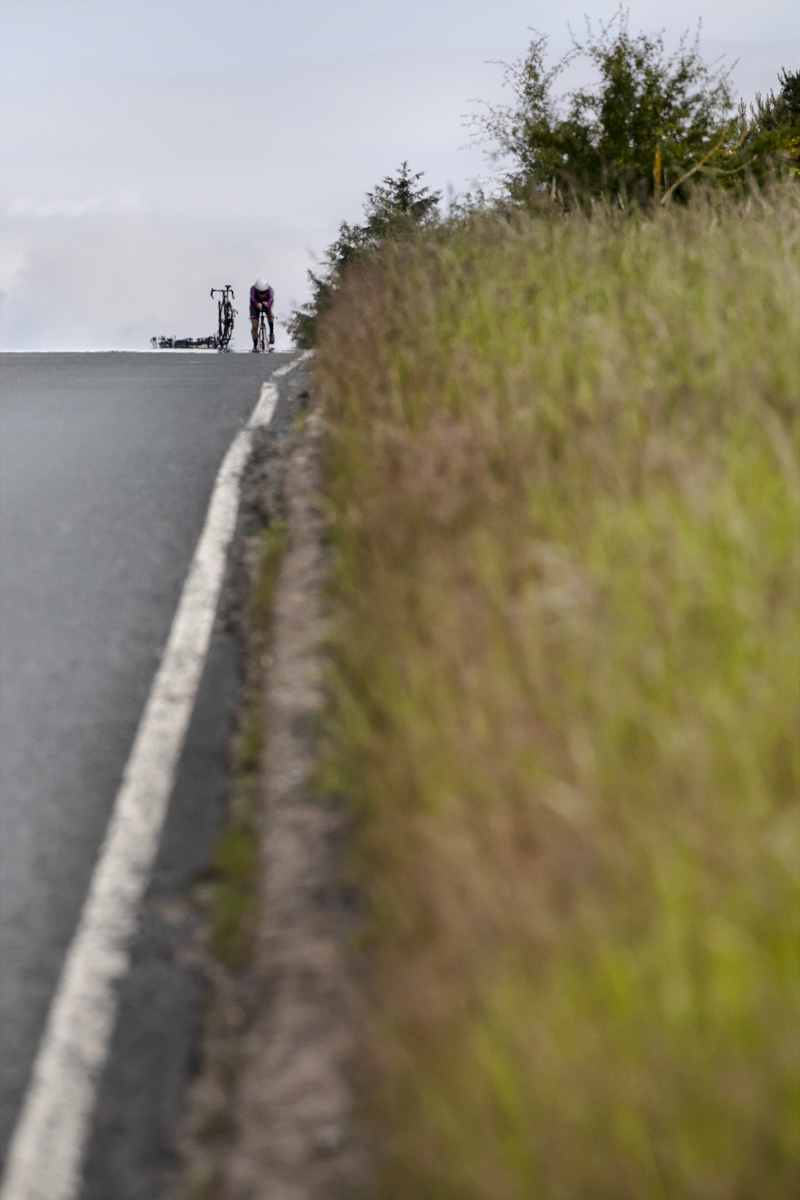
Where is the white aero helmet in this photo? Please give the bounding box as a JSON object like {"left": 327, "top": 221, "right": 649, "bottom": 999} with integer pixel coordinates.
{"left": 255, "top": 278, "right": 269, "bottom": 291}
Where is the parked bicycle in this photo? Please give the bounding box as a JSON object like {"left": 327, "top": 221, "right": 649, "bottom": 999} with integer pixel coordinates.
{"left": 210, "top": 285, "right": 236, "bottom": 352}
{"left": 150, "top": 335, "right": 219, "bottom": 349}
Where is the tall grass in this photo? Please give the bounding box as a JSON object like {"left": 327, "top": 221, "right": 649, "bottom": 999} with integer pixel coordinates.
{"left": 315, "top": 188, "right": 800, "bottom": 1200}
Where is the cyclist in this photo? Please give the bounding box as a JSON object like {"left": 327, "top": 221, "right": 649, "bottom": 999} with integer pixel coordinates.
{"left": 250, "top": 278, "right": 275, "bottom": 351}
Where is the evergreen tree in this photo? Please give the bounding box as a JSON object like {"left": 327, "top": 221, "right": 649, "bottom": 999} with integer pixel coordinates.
{"left": 741, "top": 69, "right": 800, "bottom": 184}
{"left": 286, "top": 164, "right": 440, "bottom": 348}
{"left": 752, "top": 69, "right": 800, "bottom": 133}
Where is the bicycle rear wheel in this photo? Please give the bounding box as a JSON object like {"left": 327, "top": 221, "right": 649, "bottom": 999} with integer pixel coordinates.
{"left": 221, "top": 304, "right": 234, "bottom": 350}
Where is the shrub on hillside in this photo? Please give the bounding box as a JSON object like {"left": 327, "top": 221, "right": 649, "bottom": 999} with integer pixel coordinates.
{"left": 472, "top": 7, "right": 799, "bottom": 206}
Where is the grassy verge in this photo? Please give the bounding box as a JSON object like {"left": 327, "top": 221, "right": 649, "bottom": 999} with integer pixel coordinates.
{"left": 315, "top": 188, "right": 800, "bottom": 1199}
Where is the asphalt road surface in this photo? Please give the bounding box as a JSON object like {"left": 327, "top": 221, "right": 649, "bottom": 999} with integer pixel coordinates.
{"left": 0, "top": 350, "right": 305, "bottom": 1191}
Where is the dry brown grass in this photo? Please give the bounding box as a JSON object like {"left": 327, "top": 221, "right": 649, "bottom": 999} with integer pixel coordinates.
{"left": 315, "top": 188, "right": 800, "bottom": 1200}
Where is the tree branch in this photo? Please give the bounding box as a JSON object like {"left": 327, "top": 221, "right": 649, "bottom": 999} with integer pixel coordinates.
{"left": 660, "top": 125, "right": 748, "bottom": 204}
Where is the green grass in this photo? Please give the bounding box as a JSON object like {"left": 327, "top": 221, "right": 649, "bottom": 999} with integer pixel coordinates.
{"left": 248, "top": 520, "right": 287, "bottom": 629}
{"left": 205, "top": 815, "right": 259, "bottom": 968}
{"left": 315, "top": 187, "right": 800, "bottom": 1199}
{"left": 198, "top": 521, "right": 287, "bottom": 970}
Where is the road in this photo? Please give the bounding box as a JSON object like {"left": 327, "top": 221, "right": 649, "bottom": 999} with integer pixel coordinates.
{"left": 0, "top": 350, "right": 305, "bottom": 1190}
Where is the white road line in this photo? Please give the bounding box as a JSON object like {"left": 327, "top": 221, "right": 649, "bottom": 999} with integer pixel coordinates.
{"left": 0, "top": 352, "right": 311, "bottom": 1200}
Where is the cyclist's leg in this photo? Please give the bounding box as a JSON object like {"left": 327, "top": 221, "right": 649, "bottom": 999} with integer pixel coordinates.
{"left": 267, "top": 311, "right": 275, "bottom": 345}
{"left": 250, "top": 316, "right": 259, "bottom": 350}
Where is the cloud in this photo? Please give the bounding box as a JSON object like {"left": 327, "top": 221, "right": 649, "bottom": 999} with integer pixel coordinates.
{"left": 1, "top": 32, "right": 796, "bottom": 350}
{"left": 0, "top": 51, "right": 507, "bottom": 349}
{"left": 4, "top": 197, "right": 106, "bottom": 219}
{"left": 0, "top": 209, "right": 315, "bottom": 350}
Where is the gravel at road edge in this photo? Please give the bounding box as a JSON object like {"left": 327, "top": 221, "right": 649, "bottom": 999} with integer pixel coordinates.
{"left": 173, "top": 398, "right": 368, "bottom": 1200}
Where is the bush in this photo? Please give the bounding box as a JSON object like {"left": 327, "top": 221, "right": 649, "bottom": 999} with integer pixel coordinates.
{"left": 472, "top": 8, "right": 798, "bottom": 205}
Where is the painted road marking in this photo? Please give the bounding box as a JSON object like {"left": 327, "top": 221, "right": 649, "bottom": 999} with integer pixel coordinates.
{"left": 0, "top": 352, "right": 311, "bottom": 1200}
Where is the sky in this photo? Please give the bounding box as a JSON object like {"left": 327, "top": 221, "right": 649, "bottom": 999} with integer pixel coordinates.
{"left": 1, "top": 0, "right": 797, "bottom": 351}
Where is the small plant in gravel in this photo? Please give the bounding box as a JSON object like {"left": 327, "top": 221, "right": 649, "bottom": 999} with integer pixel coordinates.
{"left": 205, "top": 806, "right": 259, "bottom": 968}
{"left": 248, "top": 520, "right": 287, "bottom": 628}
{"left": 196, "top": 521, "right": 287, "bottom": 970}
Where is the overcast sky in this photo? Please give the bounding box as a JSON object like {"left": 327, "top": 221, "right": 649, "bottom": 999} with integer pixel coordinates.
{"left": 1, "top": 0, "right": 797, "bottom": 350}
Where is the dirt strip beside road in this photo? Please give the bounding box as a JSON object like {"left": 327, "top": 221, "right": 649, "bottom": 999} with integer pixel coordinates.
{"left": 174, "top": 401, "right": 367, "bottom": 1200}
{"left": 227, "top": 407, "right": 365, "bottom": 1200}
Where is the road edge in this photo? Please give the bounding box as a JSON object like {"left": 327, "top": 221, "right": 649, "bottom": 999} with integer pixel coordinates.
{"left": 0, "top": 353, "right": 311, "bottom": 1200}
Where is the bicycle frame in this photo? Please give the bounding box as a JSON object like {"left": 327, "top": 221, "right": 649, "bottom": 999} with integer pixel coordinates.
{"left": 257, "top": 307, "right": 275, "bottom": 353}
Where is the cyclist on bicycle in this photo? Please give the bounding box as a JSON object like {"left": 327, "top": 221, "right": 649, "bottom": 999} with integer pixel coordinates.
{"left": 250, "top": 278, "right": 275, "bottom": 351}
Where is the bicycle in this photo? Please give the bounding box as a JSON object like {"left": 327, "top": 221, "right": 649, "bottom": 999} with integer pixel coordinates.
{"left": 210, "top": 285, "right": 236, "bottom": 352}
{"left": 257, "top": 307, "right": 275, "bottom": 353}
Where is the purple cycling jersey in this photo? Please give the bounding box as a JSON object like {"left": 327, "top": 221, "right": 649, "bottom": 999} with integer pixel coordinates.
{"left": 250, "top": 284, "right": 274, "bottom": 319}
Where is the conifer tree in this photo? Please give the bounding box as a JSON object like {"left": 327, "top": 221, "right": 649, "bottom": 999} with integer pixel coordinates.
{"left": 287, "top": 164, "right": 440, "bottom": 347}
